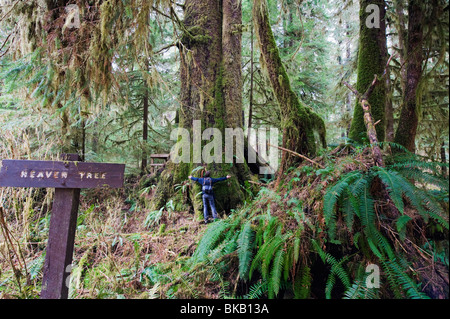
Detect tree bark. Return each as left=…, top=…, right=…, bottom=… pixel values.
left=141, top=84, right=149, bottom=175
left=252, top=0, right=326, bottom=177
left=248, top=22, right=254, bottom=133
left=223, top=0, right=243, bottom=129
left=151, top=0, right=251, bottom=217
left=393, top=0, right=408, bottom=98
left=394, top=0, right=424, bottom=153
left=349, top=0, right=387, bottom=144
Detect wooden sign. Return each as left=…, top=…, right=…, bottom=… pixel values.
left=0, top=154, right=125, bottom=299
left=0, top=160, right=124, bottom=189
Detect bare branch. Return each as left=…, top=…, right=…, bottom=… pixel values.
left=268, top=143, right=325, bottom=169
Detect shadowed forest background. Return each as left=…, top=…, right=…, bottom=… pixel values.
left=0, top=0, right=448, bottom=299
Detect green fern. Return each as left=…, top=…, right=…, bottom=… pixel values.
left=269, top=247, right=286, bottom=298
left=312, top=240, right=351, bottom=297
left=382, top=259, right=431, bottom=299
left=343, top=280, right=379, bottom=299
left=396, top=215, right=412, bottom=241
left=323, top=171, right=363, bottom=239
left=256, top=235, right=284, bottom=280
left=244, top=280, right=268, bottom=299
left=373, top=166, right=405, bottom=214
left=237, top=220, right=255, bottom=280
left=192, top=220, right=232, bottom=263
left=294, top=265, right=312, bottom=299
left=325, top=273, right=336, bottom=299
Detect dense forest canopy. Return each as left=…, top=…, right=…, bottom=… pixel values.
left=0, top=0, right=448, bottom=300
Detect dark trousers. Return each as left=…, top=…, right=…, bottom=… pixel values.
left=202, top=193, right=218, bottom=221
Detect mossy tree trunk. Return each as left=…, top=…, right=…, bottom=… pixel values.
left=151, top=0, right=252, bottom=218
left=252, top=0, right=326, bottom=177
left=394, top=0, right=424, bottom=153
left=349, top=0, right=387, bottom=144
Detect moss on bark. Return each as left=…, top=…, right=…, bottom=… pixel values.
left=151, top=0, right=252, bottom=219
left=253, top=0, right=326, bottom=176
left=349, top=0, right=387, bottom=144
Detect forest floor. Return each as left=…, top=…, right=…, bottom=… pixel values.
left=0, top=146, right=448, bottom=299
left=0, top=179, right=212, bottom=299
left=68, top=186, right=211, bottom=299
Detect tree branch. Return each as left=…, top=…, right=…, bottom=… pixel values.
left=268, top=143, right=325, bottom=169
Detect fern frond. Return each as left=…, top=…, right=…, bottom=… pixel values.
left=208, top=233, right=238, bottom=261
left=415, top=191, right=449, bottom=230
left=374, top=229, right=395, bottom=260
left=323, top=171, right=363, bottom=239
left=237, top=221, right=255, bottom=280
left=249, top=235, right=274, bottom=280
left=261, top=235, right=284, bottom=279
left=192, top=220, right=231, bottom=262
left=325, top=272, right=336, bottom=299
left=269, top=248, right=285, bottom=298
left=396, top=167, right=449, bottom=192
left=343, top=280, right=379, bottom=299
left=383, top=260, right=430, bottom=299
left=373, top=167, right=405, bottom=214
left=244, top=280, right=268, bottom=299
left=343, top=280, right=363, bottom=299
left=380, top=259, right=405, bottom=299
left=390, top=158, right=448, bottom=176
left=396, top=215, right=412, bottom=241
left=358, top=183, right=376, bottom=233
left=312, top=239, right=350, bottom=290
left=263, top=215, right=280, bottom=242
left=294, top=265, right=311, bottom=299
left=396, top=174, right=449, bottom=229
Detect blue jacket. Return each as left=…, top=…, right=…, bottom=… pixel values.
left=189, top=176, right=228, bottom=185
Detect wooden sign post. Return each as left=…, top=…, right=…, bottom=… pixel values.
left=0, top=154, right=125, bottom=299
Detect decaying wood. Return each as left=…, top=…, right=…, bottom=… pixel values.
left=343, top=55, right=394, bottom=167
left=343, top=79, right=385, bottom=167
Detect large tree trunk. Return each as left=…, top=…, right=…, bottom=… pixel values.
left=252, top=0, right=326, bottom=177
left=223, top=0, right=243, bottom=129
left=349, top=0, right=387, bottom=144
left=394, top=0, right=424, bottom=153
left=151, top=0, right=251, bottom=217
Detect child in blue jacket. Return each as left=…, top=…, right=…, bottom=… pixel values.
left=188, top=171, right=231, bottom=224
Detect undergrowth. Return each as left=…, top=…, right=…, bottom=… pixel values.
left=177, top=143, right=449, bottom=299
left=1, top=141, right=448, bottom=299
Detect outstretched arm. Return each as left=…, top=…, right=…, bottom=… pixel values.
left=211, top=175, right=232, bottom=183
left=188, top=176, right=200, bottom=183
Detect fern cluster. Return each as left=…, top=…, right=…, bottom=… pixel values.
left=190, top=188, right=312, bottom=299
left=187, top=147, right=448, bottom=299
left=322, top=153, right=448, bottom=299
